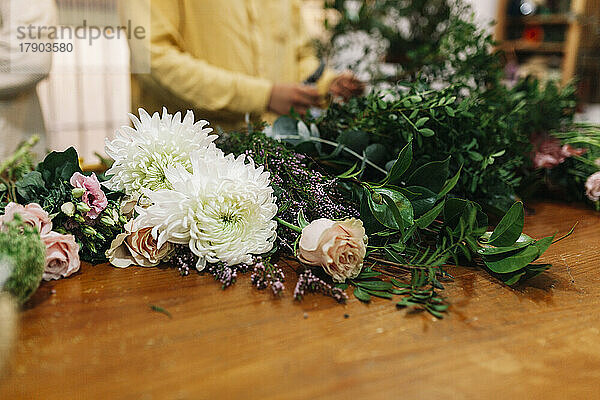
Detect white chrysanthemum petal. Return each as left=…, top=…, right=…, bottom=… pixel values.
left=133, top=149, right=278, bottom=270
left=104, top=108, right=218, bottom=195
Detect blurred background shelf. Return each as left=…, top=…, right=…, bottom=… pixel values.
left=501, top=40, right=566, bottom=52
left=495, top=0, right=600, bottom=101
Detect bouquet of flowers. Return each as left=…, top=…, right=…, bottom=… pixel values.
left=0, top=107, right=572, bottom=319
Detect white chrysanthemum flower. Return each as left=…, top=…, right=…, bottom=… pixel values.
left=104, top=108, right=218, bottom=195
left=134, top=149, right=278, bottom=270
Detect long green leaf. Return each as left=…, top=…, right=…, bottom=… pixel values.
left=486, top=201, right=525, bottom=247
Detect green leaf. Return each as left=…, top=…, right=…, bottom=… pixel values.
left=297, top=209, right=309, bottom=229
left=415, top=117, right=429, bottom=128
left=437, top=167, right=462, bottom=199
left=337, top=163, right=361, bottom=179
left=444, top=199, right=488, bottom=232
left=353, top=287, right=371, bottom=302
left=364, top=143, right=388, bottom=166
left=356, top=271, right=381, bottom=279
left=419, top=128, right=435, bottom=137
left=480, top=235, right=554, bottom=274
left=365, top=290, right=394, bottom=299
left=406, top=157, right=450, bottom=193
left=272, top=115, right=298, bottom=136
left=15, top=171, right=46, bottom=202
left=477, top=233, right=535, bottom=256
left=531, top=235, right=554, bottom=260
left=486, top=202, right=525, bottom=247
left=415, top=201, right=444, bottom=229
left=355, top=280, right=393, bottom=291
left=337, top=130, right=369, bottom=154
left=400, top=186, right=438, bottom=218
left=36, top=147, right=82, bottom=185
left=389, top=242, right=405, bottom=253
left=368, top=188, right=414, bottom=230
left=391, top=278, right=408, bottom=288
left=385, top=248, right=405, bottom=264
left=383, top=142, right=412, bottom=185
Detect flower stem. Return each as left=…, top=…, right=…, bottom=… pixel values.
left=275, top=217, right=302, bottom=233
left=273, top=135, right=388, bottom=176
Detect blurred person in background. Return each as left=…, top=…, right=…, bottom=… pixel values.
left=0, top=0, right=56, bottom=160
left=121, top=0, right=363, bottom=131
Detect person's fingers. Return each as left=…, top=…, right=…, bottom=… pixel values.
left=296, top=86, right=321, bottom=104
left=292, top=93, right=316, bottom=108
left=332, top=84, right=353, bottom=100
left=341, top=75, right=364, bottom=92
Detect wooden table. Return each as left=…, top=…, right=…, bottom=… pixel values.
left=1, top=201, right=599, bottom=399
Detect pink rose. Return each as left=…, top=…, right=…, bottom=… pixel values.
left=106, top=221, right=173, bottom=268
left=531, top=132, right=586, bottom=169
left=42, top=232, right=80, bottom=281
left=298, top=218, right=367, bottom=282
left=70, top=172, right=108, bottom=219
left=0, top=202, right=52, bottom=235
left=585, top=171, right=600, bottom=202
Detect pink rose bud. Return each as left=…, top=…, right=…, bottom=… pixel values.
left=298, top=218, right=367, bottom=283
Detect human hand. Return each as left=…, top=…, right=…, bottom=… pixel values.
left=329, top=71, right=364, bottom=101
left=268, top=83, right=321, bottom=116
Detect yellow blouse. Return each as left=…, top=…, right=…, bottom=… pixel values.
left=121, top=0, right=336, bottom=131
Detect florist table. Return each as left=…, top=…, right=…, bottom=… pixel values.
left=0, top=201, right=599, bottom=400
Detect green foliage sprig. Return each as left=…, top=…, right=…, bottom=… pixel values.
left=280, top=77, right=577, bottom=214
left=0, top=215, right=46, bottom=304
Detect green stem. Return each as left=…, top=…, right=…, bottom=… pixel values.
left=275, top=217, right=302, bottom=233
left=273, top=135, right=389, bottom=176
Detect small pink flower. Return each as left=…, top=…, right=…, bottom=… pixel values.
left=70, top=172, right=108, bottom=219
left=42, top=231, right=80, bottom=281
left=0, top=202, right=52, bottom=235
left=585, top=171, right=600, bottom=202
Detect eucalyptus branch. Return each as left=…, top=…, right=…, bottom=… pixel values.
left=274, top=135, right=389, bottom=176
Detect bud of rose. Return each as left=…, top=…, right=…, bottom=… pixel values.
left=72, top=187, right=85, bottom=198
left=298, top=218, right=368, bottom=283
left=74, top=214, right=86, bottom=224
left=77, top=202, right=91, bottom=213
left=82, top=226, right=97, bottom=237
left=100, top=215, right=115, bottom=227
left=371, top=192, right=383, bottom=205
left=61, top=202, right=76, bottom=217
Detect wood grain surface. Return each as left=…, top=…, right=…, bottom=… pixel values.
left=0, top=201, right=599, bottom=399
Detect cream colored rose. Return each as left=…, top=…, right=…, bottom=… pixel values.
left=298, top=218, right=367, bottom=282
left=106, top=221, right=173, bottom=268
left=585, top=171, right=600, bottom=202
